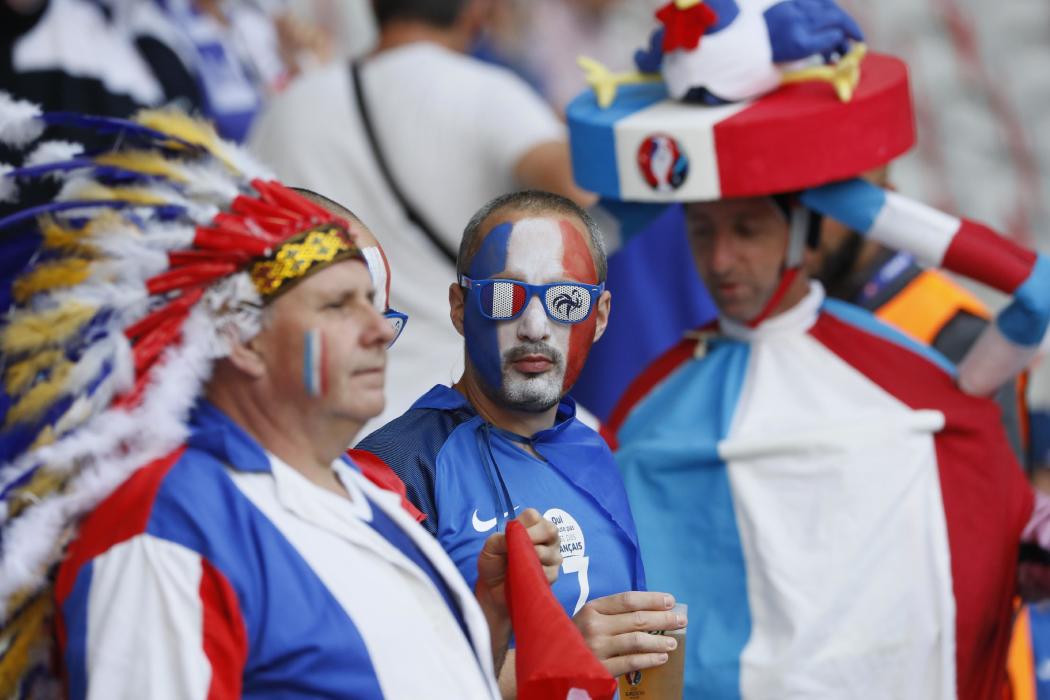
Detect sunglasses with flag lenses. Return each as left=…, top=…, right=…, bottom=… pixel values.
left=383, top=308, right=408, bottom=348
left=459, top=276, right=604, bottom=324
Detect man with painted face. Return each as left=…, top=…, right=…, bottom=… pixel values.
left=356, top=190, right=686, bottom=697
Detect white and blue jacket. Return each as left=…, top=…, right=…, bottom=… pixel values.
left=55, top=401, right=500, bottom=699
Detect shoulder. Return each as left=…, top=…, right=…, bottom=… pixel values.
left=275, top=61, right=347, bottom=103
left=250, top=63, right=349, bottom=138
left=601, top=328, right=711, bottom=448
left=357, top=406, right=475, bottom=474
left=816, top=298, right=957, bottom=376
left=356, top=406, right=479, bottom=535
left=55, top=444, right=245, bottom=604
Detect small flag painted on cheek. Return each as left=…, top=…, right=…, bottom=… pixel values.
left=303, top=328, right=325, bottom=398
left=482, top=281, right=527, bottom=319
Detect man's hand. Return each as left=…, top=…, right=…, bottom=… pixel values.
left=573, top=591, right=687, bottom=677
left=475, top=509, right=561, bottom=673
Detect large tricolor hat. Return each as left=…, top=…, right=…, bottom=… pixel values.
left=568, top=0, right=916, bottom=204
left=0, top=94, right=376, bottom=696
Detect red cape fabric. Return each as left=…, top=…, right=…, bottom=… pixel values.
left=505, top=520, right=616, bottom=700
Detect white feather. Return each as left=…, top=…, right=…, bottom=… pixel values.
left=0, top=307, right=218, bottom=617
left=0, top=92, right=44, bottom=147
left=0, top=163, right=17, bottom=202
left=23, top=140, right=84, bottom=170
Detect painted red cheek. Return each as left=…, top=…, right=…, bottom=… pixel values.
left=559, top=220, right=598, bottom=284
left=563, top=316, right=597, bottom=392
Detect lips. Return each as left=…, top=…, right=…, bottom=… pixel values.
left=353, top=364, right=385, bottom=378
left=512, top=355, right=554, bottom=374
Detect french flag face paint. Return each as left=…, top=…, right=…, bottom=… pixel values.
left=303, top=328, right=326, bottom=398
left=464, top=217, right=600, bottom=406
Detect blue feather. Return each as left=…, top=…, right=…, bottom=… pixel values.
left=41, top=113, right=201, bottom=151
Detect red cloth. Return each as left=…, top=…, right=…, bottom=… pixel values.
left=656, top=1, right=719, bottom=53
left=505, top=520, right=616, bottom=700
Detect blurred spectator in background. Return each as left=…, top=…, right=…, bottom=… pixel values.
left=1, top=0, right=162, bottom=119
left=488, top=0, right=660, bottom=115
left=249, top=0, right=591, bottom=433
left=1, top=0, right=331, bottom=141
left=130, top=0, right=332, bottom=141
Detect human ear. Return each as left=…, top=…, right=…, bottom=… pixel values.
left=449, top=283, right=466, bottom=338
left=592, top=289, right=612, bottom=343
left=224, top=324, right=268, bottom=379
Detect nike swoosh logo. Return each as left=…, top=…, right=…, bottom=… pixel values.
left=471, top=505, right=521, bottom=533
left=472, top=510, right=497, bottom=533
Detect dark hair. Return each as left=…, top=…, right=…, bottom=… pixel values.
left=372, top=0, right=468, bottom=29
left=457, top=190, right=608, bottom=283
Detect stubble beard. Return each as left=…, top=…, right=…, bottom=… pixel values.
left=497, top=342, right=565, bottom=412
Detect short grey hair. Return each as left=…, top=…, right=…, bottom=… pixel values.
left=457, top=190, right=607, bottom=283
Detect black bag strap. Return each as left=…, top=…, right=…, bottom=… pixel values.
left=350, top=60, right=458, bottom=266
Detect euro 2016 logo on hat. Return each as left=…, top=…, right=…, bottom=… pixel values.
left=637, top=134, right=689, bottom=192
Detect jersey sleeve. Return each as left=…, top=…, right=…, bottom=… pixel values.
left=802, top=179, right=1050, bottom=397
left=355, top=408, right=471, bottom=537
left=55, top=534, right=247, bottom=700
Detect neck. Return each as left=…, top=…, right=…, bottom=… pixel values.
left=453, top=369, right=560, bottom=440
left=206, top=379, right=359, bottom=495
left=373, top=21, right=470, bottom=55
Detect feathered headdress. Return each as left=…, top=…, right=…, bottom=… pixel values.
left=0, top=93, right=369, bottom=697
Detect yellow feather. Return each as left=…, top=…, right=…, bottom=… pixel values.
left=95, top=150, right=186, bottom=182
left=0, top=303, right=97, bottom=355
left=0, top=592, right=52, bottom=698
left=39, top=217, right=96, bottom=255
left=4, top=349, right=63, bottom=395
left=133, top=108, right=241, bottom=173
left=75, top=183, right=169, bottom=206
left=12, top=259, right=91, bottom=304
left=5, top=361, right=73, bottom=426
left=134, top=108, right=219, bottom=150
left=84, top=208, right=140, bottom=239
left=5, top=466, right=69, bottom=520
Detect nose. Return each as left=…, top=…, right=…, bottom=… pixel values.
left=367, top=304, right=396, bottom=348
left=516, top=295, right=550, bottom=342
left=704, top=229, right=737, bottom=276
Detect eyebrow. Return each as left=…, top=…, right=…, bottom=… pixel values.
left=322, top=287, right=375, bottom=306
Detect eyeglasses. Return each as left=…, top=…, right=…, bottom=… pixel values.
left=459, top=276, right=604, bottom=324
left=383, top=308, right=408, bottom=347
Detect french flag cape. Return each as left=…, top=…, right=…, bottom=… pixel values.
left=605, top=283, right=1033, bottom=700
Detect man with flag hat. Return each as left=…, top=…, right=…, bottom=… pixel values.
left=0, top=95, right=571, bottom=698
left=567, top=0, right=1050, bottom=697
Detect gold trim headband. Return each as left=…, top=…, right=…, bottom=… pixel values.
left=249, top=224, right=364, bottom=300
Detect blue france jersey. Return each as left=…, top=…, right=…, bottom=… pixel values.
left=357, top=385, right=645, bottom=618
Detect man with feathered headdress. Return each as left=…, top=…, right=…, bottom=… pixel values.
left=0, top=95, right=563, bottom=698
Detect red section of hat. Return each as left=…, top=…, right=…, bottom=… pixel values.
left=714, top=53, right=915, bottom=198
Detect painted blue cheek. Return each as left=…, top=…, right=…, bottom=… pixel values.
left=465, top=300, right=503, bottom=390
